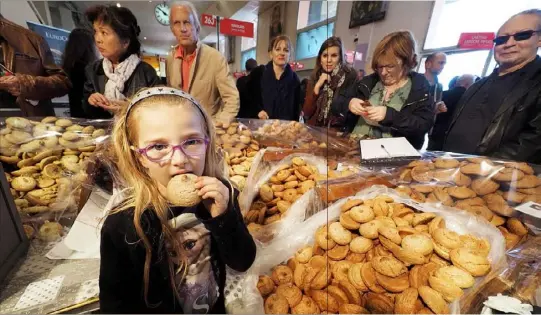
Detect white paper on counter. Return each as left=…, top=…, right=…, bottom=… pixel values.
left=46, top=188, right=115, bottom=260
left=360, top=137, right=421, bottom=160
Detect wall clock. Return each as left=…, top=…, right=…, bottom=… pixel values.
left=155, top=3, right=170, bottom=26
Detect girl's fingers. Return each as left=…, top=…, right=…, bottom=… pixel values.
left=201, top=191, right=226, bottom=204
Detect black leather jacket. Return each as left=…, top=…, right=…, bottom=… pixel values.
left=444, top=57, right=541, bottom=164
left=82, top=59, right=160, bottom=119
left=338, top=72, right=433, bottom=149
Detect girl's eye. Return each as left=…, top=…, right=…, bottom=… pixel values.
left=183, top=240, right=196, bottom=251
left=184, top=139, right=204, bottom=146
left=149, top=144, right=169, bottom=151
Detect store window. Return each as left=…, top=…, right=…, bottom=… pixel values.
left=424, top=0, right=541, bottom=50
left=297, top=1, right=338, bottom=30
left=418, top=51, right=490, bottom=90
left=296, top=22, right=335, bottom=60
left=241, top=48, right=256, bottom=71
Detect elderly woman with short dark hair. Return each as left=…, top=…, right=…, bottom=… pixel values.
left=341, top=30, right=433, bottom=149
left=83, top=5, right=159, bottom=118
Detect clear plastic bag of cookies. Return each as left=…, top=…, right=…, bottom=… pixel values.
left=236, top=185, right=506, bottom=314
left=238, top=153, right=328, bottom=243
left=1, top=116, right=111, bottom=234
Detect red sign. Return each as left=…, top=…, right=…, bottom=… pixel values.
left=458, top=32, right=495, bottom=49
left=219, top=18, right=254, bottom=38
left=202, top=14, right=217, bottom=27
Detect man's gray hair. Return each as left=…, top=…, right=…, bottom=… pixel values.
left=169, top=1, right=201, bottom=33
left=507, top=9, right=541, bottom=31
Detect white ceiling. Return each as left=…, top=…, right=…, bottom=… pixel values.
left=75, top=0, right=260, bottom=55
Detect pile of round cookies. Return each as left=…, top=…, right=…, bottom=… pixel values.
left=395, top=157, right=536, bottom=249
left=245, top=157, right=318, bottom=232
left=215, top=121, right=260, bottom=191
left=255, top=120, right=327, bottom=150
left=257, top=195, right=494, bottom=314
left=1, top=116, right=106, bottom=241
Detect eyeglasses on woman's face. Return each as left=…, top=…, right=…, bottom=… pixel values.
left=134, top=137, right=209, bottom=162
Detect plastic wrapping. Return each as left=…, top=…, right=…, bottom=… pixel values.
left=238, top=153, right=328, bottom=243
left=0, top=116, right=111, bottom=241
left=236, top=185, right=507, bottom=314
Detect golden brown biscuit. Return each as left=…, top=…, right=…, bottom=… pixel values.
left=332, top=261, right=352, bottom=283
left=483, top=193, right=515, bottom=217
left=434, top=266, right=475, bottom=289
left=471, top=178, right=500, bottom=196
left=360, top=262, right=386, bottom=293
left=293, top=264, right=306, bottom=288
left=316, top=226, right=336, bottom=250
left=431, top=168, right=456, bottom=182
left=375, top=216, right=397, bottom=228
left=408, top=160, right=432, bottom=168
left=338, top=279, right=363, bottom=305
left=329, top=222, right=352, bottom=245
left=378, top=226, right=402, bottom=245
left=309, top=256, right=327, bottom=269
left=399, top=168, right=414, bottom=183
left=11, top=176, right=37, bottom=192
left=393, top=216, right=411, bottom=228
left=433, top=187, right=454, bottom=206
left=371, top=255, right=407, bottom=277
left=350, top=236, right=373, bottom=254
left=456, top=197, right=487, bottom=208
left=411, top=165, right=434, bottom=183
left=359, top=220, right=381, bottom=239
left=295, top=246, right=313, bottom=264
left=428, top=216, right=446, bottom=235
left=418, top=286, right=450, bottom=314
left=394, top=288, right=420, bottom=314
left=347, top=263, right=369, bottom=292
left=166, top=174, right=202, bottom=207
left=498, top=227, right=522, bottom=250
left=433, top=228, right=461, bottom=249
left=506, top=218, right=528, bottom=236
left=523, top=195, right=541, bottom=203
left=504, top=162, right=534, bottom=175
left=410, top=190, right=427, bottom=203
left=450, top=248, right=491, bottom=276
left=412, top=213, right=437, bottom=227
left=434, top=158, right=459, bottom=169
left=428, top=274, right=464, bottom=302
left=512, top=175, right=541, bottom=189
left=501, top=190, right=526, bottom=204
left=265, top=293, right=290, bottom=314
left=429, top=254, right=450, bottom=267
left=402, top=234, right=434, bottom=256
left=340, top=212, right=361, bottom=230
left=517, top=186, right=541, bottom=195
left=291, top=295, right=320, bottom=314
left=460, top=162, right=496, bottom=176
left=375, top=271, right=410, bottom=293
left=464, top=205, right=494, bottom=221
left=492, top=168, right=525, bottom=182
left=411, top=184, right=436, bottom=194
left=276, top=284, right=303, bottom=308
left=409, top=265, right=429, bottom=288
left=339, top=304, right=369, bottom=314
left=447, top=186, right=477, bottom=199
left=392, top=247, right=428, bottom=266
left=340, top=199, right=363, bottom=212
left=328, top=245, right=350, bottom=261
left=490, top=214, right=506, bottom=227
left=311, top=290, right=339, bottom=313
left=327, top=285, right=349, bottom=305
left=259, top=184, right=274, bottom=202
left=272, top=265, right=294, bottom=285
left=345, top=252, right=366, bottom=263
left=365, top=292, right=394, bottom=314
left=350, top=205, right=375, bottom=223
left=433, top=241, right=451, bottom=260
left=454, top=171, right=472, bottom=186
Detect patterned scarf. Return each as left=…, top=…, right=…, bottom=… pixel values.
left=102, top=54, right=141, bottom=101
left=315, top=64, right=346, bottom=127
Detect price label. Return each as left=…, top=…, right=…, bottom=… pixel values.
left=515, top=201, right=541, bottom=218
left=202, top=14, right=217, bottom=27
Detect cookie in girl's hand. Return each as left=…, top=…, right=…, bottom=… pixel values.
left=166, top=174, right=201, bottom=207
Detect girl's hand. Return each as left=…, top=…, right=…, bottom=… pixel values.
left=258, top=110, right=269, bottom=120
left=366, top=106, right=387, bottom=122
left=195, top=176, right=229, bottom=218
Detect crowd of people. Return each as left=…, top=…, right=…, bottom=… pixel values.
left=1, top=1, right=541, bottom=313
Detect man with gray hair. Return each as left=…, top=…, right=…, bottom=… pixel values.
left=443, top=9, right=541, bottom=163
left=166, top=1, right=239, bottom=121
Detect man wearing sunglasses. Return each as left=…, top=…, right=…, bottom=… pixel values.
left=443, top=9, right=541, bottom=163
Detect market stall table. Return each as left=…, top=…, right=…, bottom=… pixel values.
left=0, top=240, right=99, bottom=314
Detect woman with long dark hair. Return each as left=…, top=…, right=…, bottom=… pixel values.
left=302, top=36, right=357, bottom=130
left=62, top=28, right=97, bottom=118
left=83, top=5, right=159, bottom=118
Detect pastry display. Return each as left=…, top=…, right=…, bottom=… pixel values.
left=1, top=116, right=107, bottom=241
left=244, top=157, right=319, bottom=231
left=215, top=121, right=259, bottom=191
left=394, top=156, right=536, bottom=249
left=255, top=120, right=327, bottom=150
left=257, top=195, right=494, bottom=314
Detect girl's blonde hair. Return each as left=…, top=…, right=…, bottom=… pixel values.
left=109, top=89, right=223, bottom=306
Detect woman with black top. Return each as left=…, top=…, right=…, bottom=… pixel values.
left=259, top=35, right=301, bottom=121
left=62, top=28, right=97, bottom=118
left=83, top=5, right=159, bottom=119
left=302, top=36, right=357, bottom=131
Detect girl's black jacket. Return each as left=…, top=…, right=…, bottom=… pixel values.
left=99, top=186, right=256, bottom=314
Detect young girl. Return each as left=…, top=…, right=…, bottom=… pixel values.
left=99, top=87, right=256, bottom=313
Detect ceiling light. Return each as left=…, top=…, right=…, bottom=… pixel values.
left=144, top=37, right=147, bottom=40
left=116, top=3, right=121, bottom=7
left=171, top=45, right=174, bottom=48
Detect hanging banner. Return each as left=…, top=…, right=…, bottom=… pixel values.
left=219, top=18, right=254, bottom=38
left=26, top=21, right=70, bottom=66
left=458, top=32, right=495, bottom=49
